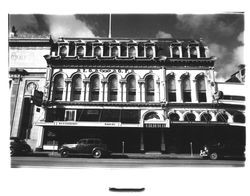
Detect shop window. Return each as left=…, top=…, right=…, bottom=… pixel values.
left=127, top=75, right=136, bottom=101
left=86, top=42, right=93, bottom=56
left=90, top=75, right=100, bottom=101
left=172, top=46, right=180, bottom=58
left=121, top=110, right=140, bottom=124
left=233, top=112, right=245, bottom=123
left=77, top=46, right=84, bottom=57
left=108, top=75, right=118, bottom=101
left=167, top=76, right=176, bottom=102
left=111, top=46, right=118, bottom=57
left=184, top=113, right=196, bottom=122
left=68, top=42, right=75, bottom=56
left=200, top=113, right=212, bottom=122
left=145, top=75, right=154, bottom=102
left=197, top=76, right=207, bottom=102
left=71, top=75, right=82, bottom=101
left=76, top=109, right=101, bottom=121
left=182, top=76, right=191, bottom=102
left=146, top=47, right=153, bottom=58
left=100, top=109, right=120, bottom=122
left=217, top=113, right=228, bottom=122
left=129, top=46, right=136, bottom=58
left=65, top=110, right=76, bottom=121
left=53, top=74, right=64, bottom=101
left=169, top=113, right=180, bottom=121
left=190, top=47, right=197, bottom=58
left=59, top=46, right=67, bottom=57
left=94, top=46, right=102, bottom=57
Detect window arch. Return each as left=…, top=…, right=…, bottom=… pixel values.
left=71, top=75, right=82, bottom=101
left=129, top=46, right=136, bottom=58
left=127, top=75, right=136, bottom=101
left=184, top=113, right=196, bottom=122
left=146, top=47, right=153, bottom=58
left=145, top=75, right=154, bottom=102
left=197, top=75, right=207, bottom=102
left=53, top=74, right=64, bottom=100
left=217, top=113, right=228, bottom=122
left=169, top=113, right=180, bottom=121
left=108, top=75, right=118, bottom=101
left=200, top=113, right=212, bottom=122
left=144, top=112, right=160, bottom=121
left=90, top=75, right=100, bottom=101
left=233, top=112, right=245, bottom=123
left=111, top=46, right=118, bottom=57
left=167, top=75, right=176, bottom=102
left=182, top=75, right=191, bottom=102
left=94, top=46, right=101, bottom=57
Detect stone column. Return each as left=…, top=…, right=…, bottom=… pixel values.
left=65, top=79, right=72, bottom=101
left=178, top=45, right=183, bottom=58
left=80, top=81, right=86, bottom=101
left=140, top=130, right=144, bottom=152
left=136, top=81, right=141, bottom=102
left=161, top=129, right=166, bottom=152
left=196, top=46, right=200, bottom=58
left=85, top=81, right=90, bottom=102
left=160, top=68, right=166, bottom=102
left=191, top=79, right=198, bottom=103
left=155, top=79, right=160, bottom=102
left=99, top=80, right=104, bottom=102
left=120, top=79, right=127, bottom=102
left=117, top=79, right=122, bottom=102
left=205, top=77, right=213, bottom=103
left=103, top=79, right=108, bottom=102
left=138, top=79, right=145, bottom=102
left=62, top=81, right=68, bottom=101
left=187, top=46, right=191, bottom=58
left=176, top=79, right=183, bottom=102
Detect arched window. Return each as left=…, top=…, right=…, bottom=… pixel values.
left=145, top=75, right=154, bottom=102
left=127, top=75, right=136, bottom=101
left=182, top=75, right=191, bottom=102
left=144, top=112, right=160, bottom=120
left=108, top=75, right=118, bottom=101
left=129, top=46, right=136, bottom=58
left=169, top=113, right=180, bottom=121
left=167, top=75, right=176, bottom=102
left=172, top=46, right=180, bottom=58
left=233, top=112, right=245, bottom=123
left=111, top=46, right=118, bottom=57
left=197, top=76, right=207, bottom=102
left=53, top=74, right=64, bottom=100
left=77, top=46, right=84, bottom=57
left=71, top=75, right=82, bottom=101
left=217, top=113, right=228, bottom=122
left=146, top=47, right=153, bottom=58
left=190, top=47, right=197, bottom=58
left=184, top=113, right=196, bottom=122
left=59, top=46, right=67, bottom=57
left=90, top=75, right=100, bottom=101
left=200, top=113, right=212, bottom=122
left=94, top=46, right=101, bottom=57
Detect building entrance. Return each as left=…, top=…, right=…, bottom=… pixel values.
left=144, top=129, right=161, bottom=152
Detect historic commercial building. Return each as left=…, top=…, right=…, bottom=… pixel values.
left=9, top=37, right=245, bottom=153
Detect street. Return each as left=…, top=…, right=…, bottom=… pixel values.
left=11, top=156, right=245, bottom=168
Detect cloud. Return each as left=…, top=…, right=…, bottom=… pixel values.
left=155, top=31, right=173, bottom=38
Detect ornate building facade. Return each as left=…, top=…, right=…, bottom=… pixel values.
left=9, top=37, right=245, bottom=153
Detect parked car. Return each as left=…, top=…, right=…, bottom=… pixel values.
left=200, top=141, right=245, bottom=160
left=58, top=138, right=111, bottom=158
left=10, top=137, right=32, bottom=156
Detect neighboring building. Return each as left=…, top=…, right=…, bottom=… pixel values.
left=226, top=64, right=245, bottom=83
left=9, top=37, right=245, bottom=153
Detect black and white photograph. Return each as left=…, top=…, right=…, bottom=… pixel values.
left=2, top=0, right=249, bottom=195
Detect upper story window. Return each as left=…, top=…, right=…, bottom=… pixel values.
left=121, top=43, right=127, bottom=57
left=111, top=46, right=118, bottom=57
left=196, top=76, right=206, bottom=102
left=146, top=47, right=153, bottom=58
left=145, top=75, right=154, bottom=102
left=138, top=43, right=145, bottom=57
left=190, top=46, right=197, bottom=58
left=167, top=75, right=176, bottom=102
left=103, top=43, right=109, bottom=56
left=90, top=75, right=100, bottom=101
left=94, top=46, right=102, bottom=57
left=108, top=75, right=118, bottom=101
left=184, top=113, right=196, bottom=122
left=182, top=75, right=191, bottom=102
left=68, top=42, right=75, bottom=56
left=71, top=75, right=82, bottom=101
left=86, top=42, right=93, bottom=56
left=65, top=110, right=76, bottom=121
left=172, top=46, right=180, bottom=58
left=53, top=74, right=64, bottom=101
left=200, top=46, right=206, bottom=57
left=128, top=46, right=136, bottom=58
left=127, top=75, right=136, bottom=101
left=77, top=46, right=84, bottom=57
left=59, top=46, right=67, bottom=57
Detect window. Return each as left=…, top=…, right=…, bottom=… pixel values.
left=217, top=113, right=228, bottom=122
left=167, top=76, right=176, bottom=102
left=86, top=42, right=92, bottom=56
left=59, top=46, right=67, bottom=57
left=68, top=42, right=75, bottom=56
left=90, top=75, right=100, bottom=101
left=127, top=75, right=136, bottom=101
left=182, top=76, right=191, bottom=102
left=121, top=43, right=127, bottom=56
left=94, top=46, right=101, bottom=57
left=145, top=75, right=154, bottom=102
left=65, top=110, right=76, bottom=121
left=103, top=43, right=109, bottom=56
left=172, top=46, right=180, bottom=58
left=200, top=47, right=206, bottom=57
left=111, top=46, right=118, bottom=57
left=71, top=75, right=82, bottom=101
left=169, top=113, right=180, bottom=121
left=77, top=46, right=84, bottom=57
left=190, top=47, right=197, bottom=58
left=146, top=47, right=153, bottom=58
left=53, top=74, right=64, bottom=101
left=200, top=113, right=212, bottom=122
left=129, top=46, right=136, bottom=58
left=100, top=109, right=120, bottom=122
left=197, top=76, right=206, bottom=102
left=184, top=113, right=196, bottom=122
left=121, top=110, right=140, bottom=124
left=108, top=75, right=118, bottom=101
left=138, top=43, right=144, bottom=57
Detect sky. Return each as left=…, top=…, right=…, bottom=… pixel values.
left=8, top=14, right=244, bottom=81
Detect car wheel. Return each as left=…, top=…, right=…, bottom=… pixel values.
left=10, top=147, right=15, bottom=156
left=210, top=152, right=218, bottom=160
left=61, top=150, right=69, bottom=158
left=93, top=149, right=102, bottom=158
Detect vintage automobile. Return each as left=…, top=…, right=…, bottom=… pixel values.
left=10, top=137, right=32, bottom=156
left=58, top=138, right=111, bottom=158
left=200, top=141, right=245, bottom=160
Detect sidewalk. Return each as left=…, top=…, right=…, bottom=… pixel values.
left=31, top=151, right=201, bottom=159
